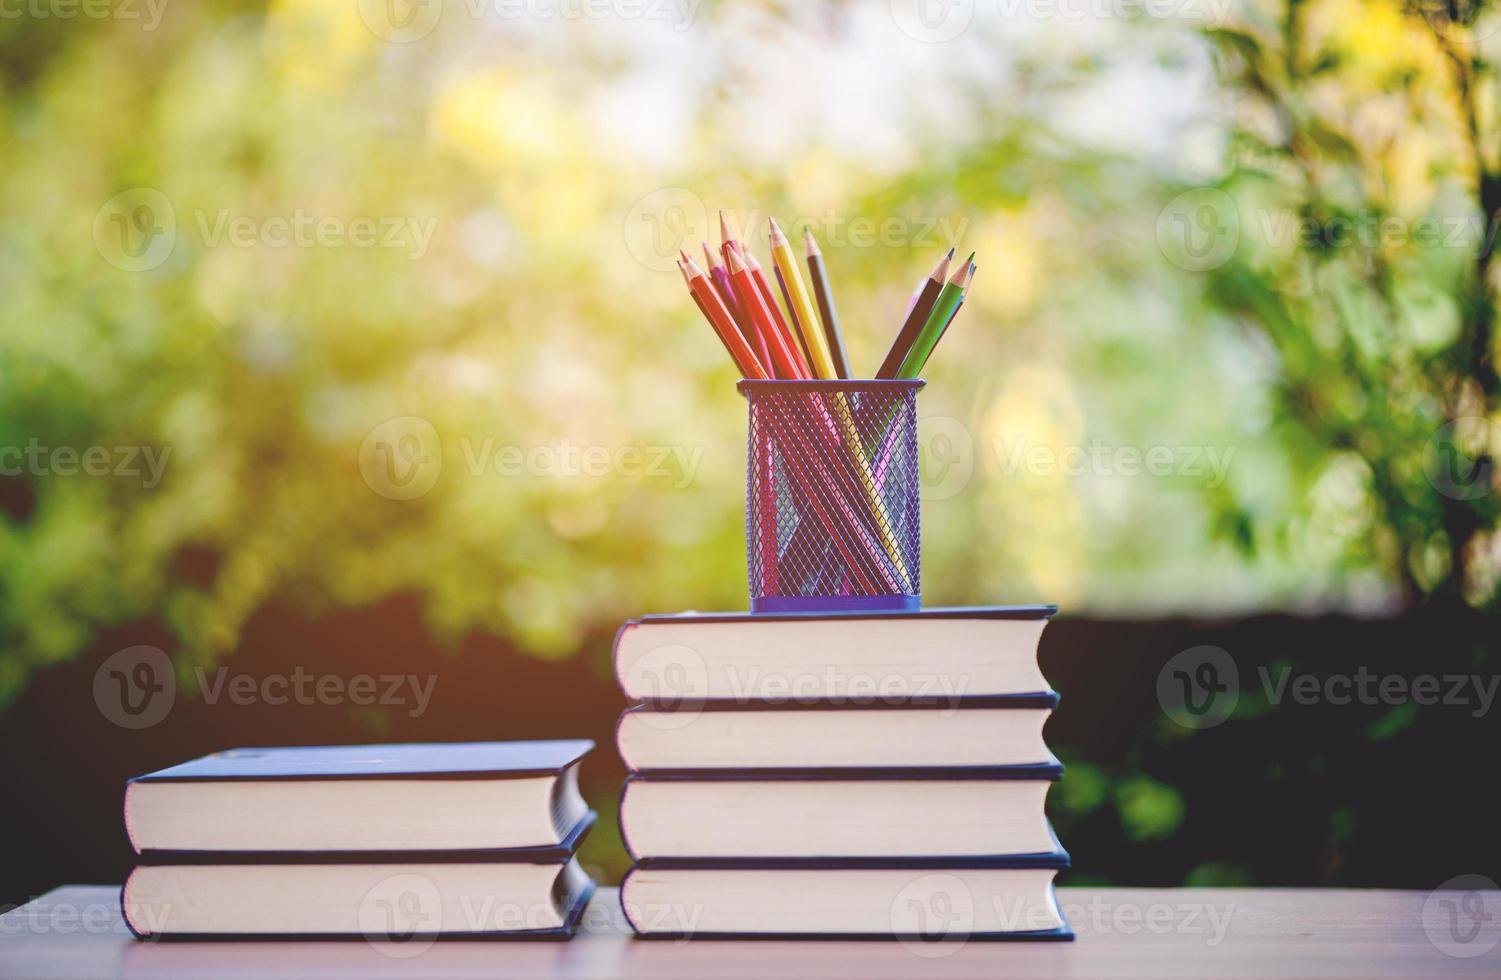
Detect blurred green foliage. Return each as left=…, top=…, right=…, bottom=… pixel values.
left=1196, top=0, right=1501, bottom=611
left=2, top=0, right=1499, bottom=709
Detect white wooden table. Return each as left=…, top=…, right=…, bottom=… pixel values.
left=1, top=885, right=1497, bottom=978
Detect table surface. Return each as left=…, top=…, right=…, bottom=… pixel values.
left=2, top=885, right=1497, bottom=979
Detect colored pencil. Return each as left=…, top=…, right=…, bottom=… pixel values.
left=894, top=254, right=972, bottom=380
left=680, top=253, right=769, bottom=379
left=702, top=241, right=740, bottom=319
left=768, top=218, right=836, bottom=379
left=803, top=227, right=851, bottom=379
left=720, top=211, right=810, bottom=377
left=876, top=247, right=953, bottom=379
left=719, top=210, right=742, bottom=258
left=722, top=219, right=896, bottom=584
left=726, top=247, right=807, bottom=379
left=744, top=249, right=811, bottom=379
left=680, top=258, right=711, bottom=321
left=773, top=264, right=816, bottom=371
left=916, top=262, right=975, bottom=374
left=704, top=241, right=769, bottom=371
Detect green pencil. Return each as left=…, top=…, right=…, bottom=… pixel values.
left=894, top=253, right=973, bottom=379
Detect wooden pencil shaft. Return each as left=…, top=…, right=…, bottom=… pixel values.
left=769, top=219, right=837, bottom=379
left=806, top=251, right=851, bottom=379
left=749, top=261, right=811, bottom=378
left=683, top=255, right=769, bottom=379
left=877, top=278, right=942, bottom=379
left=774, top=265, right=816, bottom=371
left=728, top=254, right=806, bottom=379
left=894, top=281, right=964, bottom=380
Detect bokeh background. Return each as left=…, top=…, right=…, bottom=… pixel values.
left=2, top=0, right=1499, bottom=904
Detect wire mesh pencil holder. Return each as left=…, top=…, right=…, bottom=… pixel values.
left=739, top=379, right=924, bottom=613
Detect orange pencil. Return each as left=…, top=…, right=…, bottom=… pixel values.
left=680, top=253, right=768, bottom=379
left=726, top=247, right=806, bottom=379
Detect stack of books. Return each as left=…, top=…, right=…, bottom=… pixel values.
left=120, top=741, right=596, bottom=940
left=613, top=607, right=1071, bottom=941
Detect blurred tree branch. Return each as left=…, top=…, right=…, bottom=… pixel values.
left=1202, top=1, right=1501, bottom=611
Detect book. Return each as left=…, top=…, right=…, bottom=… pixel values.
left=620, top=772, right=1061, bottom=860
left=123, top=856, right=595, bottom=940
left=614, top=607, right=1056, bottom=703
left=617, top=699, right=1058, bottom=772
left=621, top=858, right=1071, bottom=939
left=124, top=740, right=594, bottom=856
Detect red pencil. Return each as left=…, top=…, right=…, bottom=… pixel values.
left=703, top=241, right=769, bottom=371
left=720, top=211, right=810, bottom=376
left=726, top=247, right=806, bottom=379
left=744, top=249, right=812, bottom=378
left=680, top=253, right=768, bottom=379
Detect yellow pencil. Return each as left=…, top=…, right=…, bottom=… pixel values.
left=767, top=218, right=836, bottom=379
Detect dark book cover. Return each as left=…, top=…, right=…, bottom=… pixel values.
left=127, top=740, right=595, bottom=784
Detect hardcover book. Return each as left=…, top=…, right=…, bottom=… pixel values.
left=620, top=770, right=1062, bottom=861
left=621, top=850, right=1072, bottom=940
left=124, top=857, right=596, bottom=940
left=125, top=740, right=595, bottom=856
left=617, top=697, right=1059, bottom=772
left=614, top=606, right=1057, bottom=704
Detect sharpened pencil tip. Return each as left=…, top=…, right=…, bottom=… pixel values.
left=933, top=248, right=954, bottom=282
left=720, top=210, right=739, bottom=244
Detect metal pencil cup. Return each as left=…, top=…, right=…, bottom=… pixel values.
left=739, top=379, right=923, bottom=613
